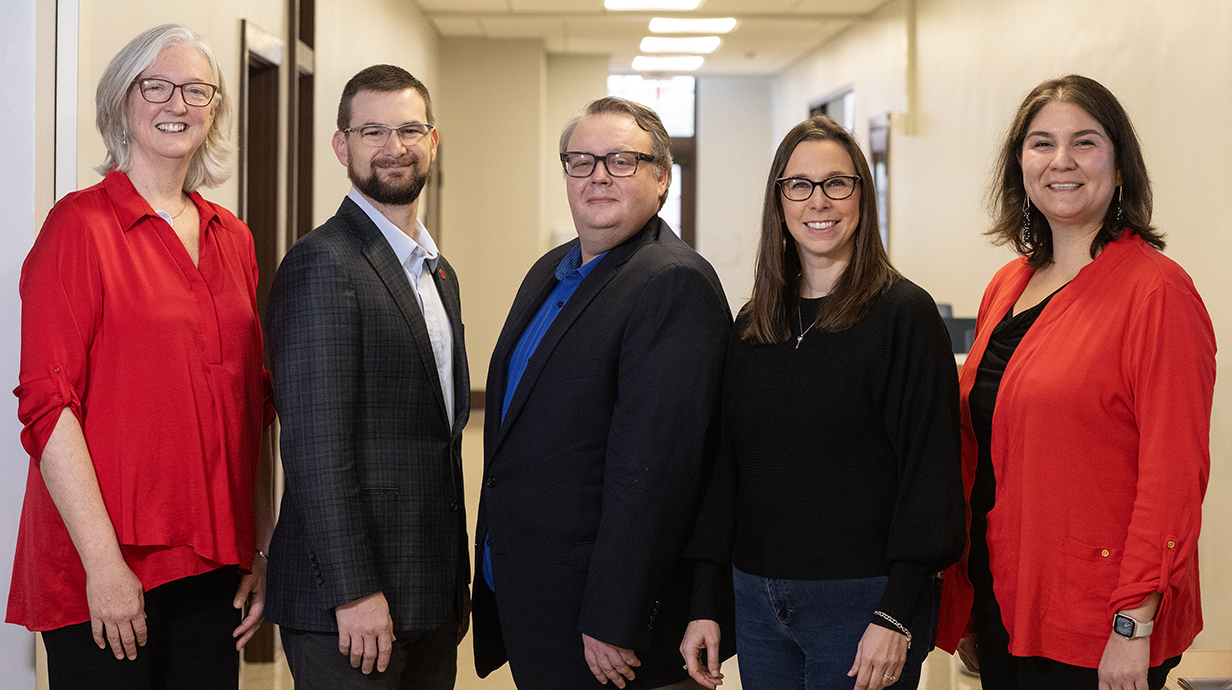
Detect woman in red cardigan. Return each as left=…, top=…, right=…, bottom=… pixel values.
left=9, top=24, right=274, bottom=689
left=936, top=74, right=1215, bottom=690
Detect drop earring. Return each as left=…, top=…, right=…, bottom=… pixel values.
left=1114, top=185, right=1123, bottom=228
left=1020, top=196, right=1032, bottom=246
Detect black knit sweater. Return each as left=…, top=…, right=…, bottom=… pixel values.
left=689, top=279, right=965, bottom=632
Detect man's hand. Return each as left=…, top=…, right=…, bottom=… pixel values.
left=85, top=559, right=147, bottom=660
left=680, top=619, right=724, bottom=688
left=335, top=591, right=396, bottom=674
left=582, top=632, right=641, bottom=688
left=232, top=554, right=267, bottom=650
left=848, top=623, right=908, bottom=690
left=1098, top=632, right=1150, bottom=690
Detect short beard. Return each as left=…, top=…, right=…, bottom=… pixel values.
left=350, top=159, right=429, bottom=206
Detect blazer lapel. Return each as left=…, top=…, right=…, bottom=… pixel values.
left=490, top=218, right=662, bottom=454
left=432, top=255, right=470, bottom=438
left=341, top=200, right=451, bottom=429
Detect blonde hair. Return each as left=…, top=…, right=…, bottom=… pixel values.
left=94, top=24, right=233, bottom=190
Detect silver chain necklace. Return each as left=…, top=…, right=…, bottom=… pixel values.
left=796, top=303, right=817, bottom=349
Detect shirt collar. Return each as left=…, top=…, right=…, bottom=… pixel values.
left=554, top=243, right=605, bottom=281
left=347, top=186, right=439, bottom=279
left=104, top=169, right=219, bottom=233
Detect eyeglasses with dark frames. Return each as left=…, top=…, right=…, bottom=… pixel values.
left=560, top=151, right=656, bottom=178
left=342, top=123, right=436, bottom=148
left=133, top=79, right=218, bottom=107
left=776, top=175, right=861, bottom=202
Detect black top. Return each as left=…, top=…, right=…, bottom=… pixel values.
left=967, top=288, right=1061, bottom=616
left=689, top=279, right=965, bottom=630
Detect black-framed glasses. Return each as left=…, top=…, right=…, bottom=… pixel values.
left=342, top=123, right=435, bottom=148
left=560, top=151, right=655, bottom=178
left=776, top=175, right=861, bottom=202
left=134, top=78, right=217, bottom=107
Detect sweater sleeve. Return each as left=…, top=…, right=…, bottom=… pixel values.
left=874, top=284, right=966, bottom=628
left=1108, top=281, right=1214, bottom=620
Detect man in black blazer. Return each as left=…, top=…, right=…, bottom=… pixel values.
left=265, top=65, right=469, bottom=690
left=472, top=97, right=732, bottom=689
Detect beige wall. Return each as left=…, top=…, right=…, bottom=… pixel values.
left=773, top=0, right=1232, bottom=654
left=437, top=38, right=549, bottom=391
left=311, top=0, right=438, bottom=229
left=695, top=76, right=775, bottom=313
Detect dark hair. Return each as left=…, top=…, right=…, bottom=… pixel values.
left=337, top=64, right=433, bottom=131
left=987, top=74, right=1162, bottom=266
left=559, top=97, right=673, bottom=208
left=743, top=115, right=900, bottom=344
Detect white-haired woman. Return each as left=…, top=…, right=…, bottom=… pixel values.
left=10, top=24, right=274, bottom=689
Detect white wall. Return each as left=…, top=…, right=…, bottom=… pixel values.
left=695, top=76, right=776, bottom=313
left=0, top=0, right=43, bottom=684
left=774, top=0, right=1232, bottom=655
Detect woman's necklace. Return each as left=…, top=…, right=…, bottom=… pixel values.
left=169, top=194, right=189, bottom=220
left=796, top=302, right=817, bottom=349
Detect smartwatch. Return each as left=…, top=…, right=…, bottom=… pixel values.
left=1113, top=613, right=1154, bottom=639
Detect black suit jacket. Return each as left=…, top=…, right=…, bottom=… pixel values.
left=472, top=217, right=731, bottom=688
left=265, top=198, right=470, bottom=633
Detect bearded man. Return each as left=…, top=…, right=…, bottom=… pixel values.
left=264, top=64, right=471, bottom=690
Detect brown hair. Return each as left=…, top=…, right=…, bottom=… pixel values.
left=337, top=64, right=434, bottom=130
left=743, top=115, right=900, bottom=345
left=559, top=97, right=673, bottom=208
left=987, top=74, right=1162, bottom=266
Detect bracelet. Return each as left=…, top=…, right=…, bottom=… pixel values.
left=257, top=549, right=269, bottom=560
left=873, top=610, right=912, bottom=648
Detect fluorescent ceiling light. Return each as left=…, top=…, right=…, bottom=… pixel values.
left=649, top=17, right=737, bottom=33
left=640, top=36, right=721, bottom=53
left=605, top=0, right=702, bottom=10
left=632, top=55, right=705, bottom=71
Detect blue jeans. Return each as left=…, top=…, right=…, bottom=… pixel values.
left=732, top=567, right=929, bottom=690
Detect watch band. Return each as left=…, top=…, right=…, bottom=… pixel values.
left=1114, top=612, right=1155, bottom=639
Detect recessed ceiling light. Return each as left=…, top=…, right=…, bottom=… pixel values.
left=632, top=55, right=705, bottom=71
left=649, top=17, right=737, bottom=33
left=605, top=0, right=702, bottom=10
left=640, top=36, right=721, bottom=54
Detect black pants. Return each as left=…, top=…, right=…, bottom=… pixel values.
left=42, top=566, right=242, bottom=690
left=280, top=623, right=458, bottom=690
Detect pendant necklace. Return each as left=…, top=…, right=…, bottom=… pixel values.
left=796, top=303, right=816, bottom=349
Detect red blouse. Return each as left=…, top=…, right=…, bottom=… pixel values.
left=7, top=170, right=275, bottom=631
left=937, top=234, right=1215, bottom=667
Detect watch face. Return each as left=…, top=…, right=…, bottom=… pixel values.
left=1114, top=614, right=1135, bottom=637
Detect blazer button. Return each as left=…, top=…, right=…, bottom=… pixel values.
left=450, top=500, right=458, bottom=512
left=486, top=478, right=497, bottom=487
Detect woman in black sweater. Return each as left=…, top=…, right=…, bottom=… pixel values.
left=680, top=115, right=965, bottom=690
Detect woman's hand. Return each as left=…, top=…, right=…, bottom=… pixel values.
left=679, top=619, right=724, bottom=688
left=1097, top=631, right=1150, bottom=690
left=85, top=558, right=147, bottom=659
left=232, top=552, right=267, bottom=650
left=956, top=634, right=980, bottom=673
left=848, top=623, right=908, bottom=690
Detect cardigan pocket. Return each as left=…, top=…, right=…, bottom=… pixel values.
left=1045, top=536, right=1122, bottom=636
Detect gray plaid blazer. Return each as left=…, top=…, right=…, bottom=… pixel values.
left=265, top=197, right=470, bottom=633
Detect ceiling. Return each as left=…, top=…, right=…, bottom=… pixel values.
left=417, top=0, right=891, bottom=77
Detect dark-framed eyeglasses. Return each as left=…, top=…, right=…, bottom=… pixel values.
left=342, top=123, right=435, bottom=148
left=776, top=175, right=861, bottom=202
left=134, top=78, right=218, bottom=107
left=560, top=151, right=655, bottom=178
